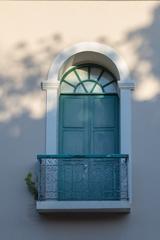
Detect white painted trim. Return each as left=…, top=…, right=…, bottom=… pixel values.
left=41, top=42, right=134, bottom=210
left=46, top=88, right=59, bottom=153
left=47, top=42, right=132, bottom=84
left=41, top=81, right=59, bottom=90
left=36, top=201, right=131, bottom=213
left=119, top=87, right=132, bottom=204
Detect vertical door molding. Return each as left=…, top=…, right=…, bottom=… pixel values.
left=118, top=81, right=134, bottom=203
left=41, top=81, right=59, bottom=153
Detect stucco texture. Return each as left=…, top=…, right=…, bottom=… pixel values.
left=0, top=1, right=160, bottom=240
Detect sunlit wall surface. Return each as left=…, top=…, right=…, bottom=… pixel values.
left=0, top=1, right=160, bottom=240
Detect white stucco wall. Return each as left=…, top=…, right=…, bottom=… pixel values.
left=0, top=1, right=160, bottom=240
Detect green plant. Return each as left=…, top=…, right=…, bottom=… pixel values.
left=25, top=172, right=38, bottom=200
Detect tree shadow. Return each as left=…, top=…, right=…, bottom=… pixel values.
left=96, top=4, right=160, bottom=102
left=126, top=4, right=160, bottom=80
left=0, top=33, right=63, bottom=124
left=0, top=33, right=65, bottom=229
left=124, top=4, right=160, bottom=101
left=1, top=3, right=160, bottom=227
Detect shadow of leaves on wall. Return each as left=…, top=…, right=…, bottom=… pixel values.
left=1, top=4, right=160, bottom=225
left=125, top=4, right=160, bottom=101
left=0, top=34, right=63, bottom=211
left=96, top=4, right=160, bottom=102
left=0, top=33, right=63, bottom=124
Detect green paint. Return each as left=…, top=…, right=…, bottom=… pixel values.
left=60, top=64, right=117, bottom=94
left=58, top=94, right=120, bottom=200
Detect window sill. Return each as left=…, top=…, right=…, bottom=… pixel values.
left=36, top=200, right=131, bottom=213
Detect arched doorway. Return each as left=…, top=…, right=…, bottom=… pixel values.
left=38, top=42, right=134, bottom=212
left=58, top=64, right=120, bottom=200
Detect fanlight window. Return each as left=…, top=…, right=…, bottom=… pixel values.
left=60, top=64, right=117, bottom=94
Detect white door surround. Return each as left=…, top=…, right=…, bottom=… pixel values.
left=41, top=42, right=134, bottom=208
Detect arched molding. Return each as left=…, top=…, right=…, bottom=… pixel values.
left=44, top=42, right=132, bottom=85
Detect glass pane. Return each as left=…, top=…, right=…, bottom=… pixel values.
left=103, top=83, right=117, bottom=93
left=99, top=71, right=114, bottom=86
left=92, top=84, right=103, bottom=93
left=65, top=71, right=79, bottom=86
left=84, top=81, right=95, bottom=93
left=90, top=67, right=102, bottom=81
left=76, top=67, right=88, bottom=81
left=75, top=84, right=86, bottom=93
left=61, top=82, right=74, bottom=93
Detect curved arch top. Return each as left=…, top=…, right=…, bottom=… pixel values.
left=47, top=42, right=133, bottom=86
left=60, top=63, right=118, bottom=94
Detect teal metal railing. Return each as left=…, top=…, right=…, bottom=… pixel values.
left=37, top=154, right=129, bottom=201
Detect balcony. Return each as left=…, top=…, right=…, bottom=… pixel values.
left=36, top=154, right=130, bottom=213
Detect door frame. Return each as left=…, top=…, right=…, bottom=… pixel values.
left=41, top=42, right=134, bottom=205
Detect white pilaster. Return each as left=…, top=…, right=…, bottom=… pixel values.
left=41, top=81, right=59, bottom=154
left=118, top=81, right=134, bottom=203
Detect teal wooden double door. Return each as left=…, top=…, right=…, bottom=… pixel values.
left=59, top=94, right=120, bottom=200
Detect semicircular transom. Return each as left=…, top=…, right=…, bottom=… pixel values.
left=60, top=64, right=117, bottom=94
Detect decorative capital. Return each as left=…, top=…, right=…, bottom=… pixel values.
left=41, top=81, right=59, bottom=91
left=118, top=82, right=135, bottom=91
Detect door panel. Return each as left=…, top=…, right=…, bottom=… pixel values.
left=59, top=159, right=88, bottom=200
left=59, top=95, right=89, bottom=200
left=59, top=94, right=119, bottom=200
left=62, top=131, right=86, bottom=154
left=93, top=130, right=116, bottom=154
left=90, top=95, right=119, bottom=154
left=89, top=95, right=119, bottom=199
left=63, top=97, right=85, bottom=128
left=59, top=95, right=88, bottom=154
left=93, top=97, right=116, bottom=128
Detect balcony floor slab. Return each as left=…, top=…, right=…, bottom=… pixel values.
left=36, top=200, right=131, bottom=213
